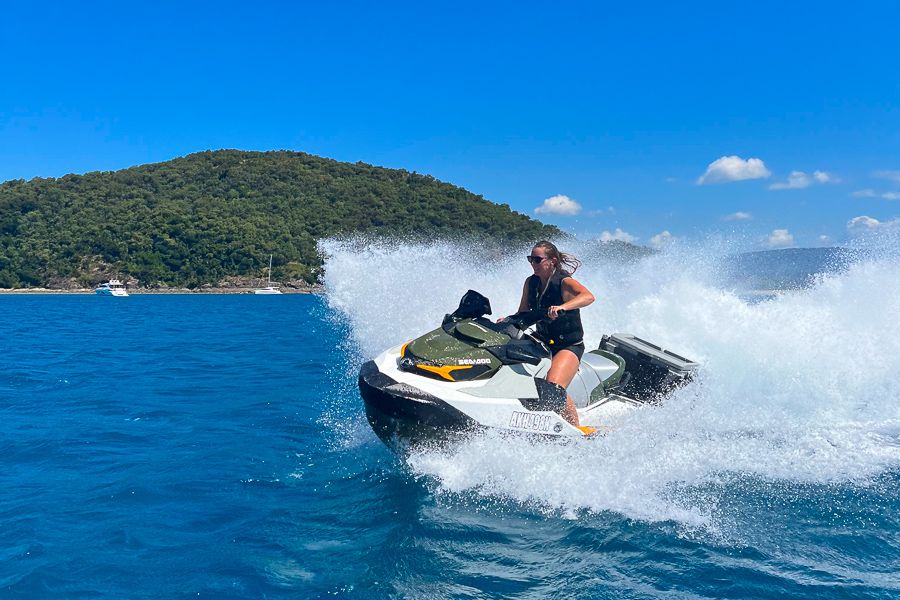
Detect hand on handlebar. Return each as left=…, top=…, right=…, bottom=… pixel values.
left=547, top=305, right=566, bottom=320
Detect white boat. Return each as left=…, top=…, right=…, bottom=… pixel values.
left=95, top=279, right=129, bottom=297
left=254, top=255, right=283, bottom=295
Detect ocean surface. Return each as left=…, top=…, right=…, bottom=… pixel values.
left=2, top=240, right=899, bottom=598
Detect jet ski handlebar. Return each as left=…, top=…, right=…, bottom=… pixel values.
left=503, top=308, right=564, bottom=329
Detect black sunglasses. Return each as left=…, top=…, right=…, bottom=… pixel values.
left=526, top=255, right=548, bottom=264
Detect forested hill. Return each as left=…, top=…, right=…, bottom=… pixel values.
left=0, top=150, right=560, bottom=288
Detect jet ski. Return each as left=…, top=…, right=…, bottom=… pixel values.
left=358, top=290, right=698, bottom=447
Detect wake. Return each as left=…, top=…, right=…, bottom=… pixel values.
left=321, top=236, right=900, bottom=529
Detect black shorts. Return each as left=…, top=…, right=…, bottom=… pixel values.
left=550, top=340, right=585, bottom=361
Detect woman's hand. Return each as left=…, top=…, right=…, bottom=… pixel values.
left=547, top=305, right=563, bottom=320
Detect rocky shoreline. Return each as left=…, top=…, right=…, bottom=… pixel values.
left=0, top=287, right=321, bottom=294
left=0, top=274, right=323, bottom=295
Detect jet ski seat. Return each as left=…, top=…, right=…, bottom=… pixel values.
left=589, top=349, right=626, bottom=388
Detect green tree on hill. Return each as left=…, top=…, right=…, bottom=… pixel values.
left=0, top=150, right=560, bottom=288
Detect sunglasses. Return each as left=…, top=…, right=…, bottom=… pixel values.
left=526, top=255, right=548, bottom=264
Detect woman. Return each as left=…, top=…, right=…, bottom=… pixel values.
left=514, top=240, right=595, bottom=430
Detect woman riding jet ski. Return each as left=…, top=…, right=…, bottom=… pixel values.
left=358, top=290, right=699, bottom=448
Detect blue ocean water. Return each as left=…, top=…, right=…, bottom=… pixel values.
left=3, top=243, right=900, bottom=598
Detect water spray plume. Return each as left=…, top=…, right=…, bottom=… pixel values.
left=321, top=235, right=900, bottom=531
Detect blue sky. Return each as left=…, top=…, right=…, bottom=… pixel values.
left=2, top=1, right=899, bottom=248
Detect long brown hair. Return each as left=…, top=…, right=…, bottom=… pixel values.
left=533, top=240, right=581, bottom=276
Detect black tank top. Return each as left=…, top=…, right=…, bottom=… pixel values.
left=527, top=272, right=584, bottom=346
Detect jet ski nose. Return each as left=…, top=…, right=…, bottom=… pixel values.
left=358, top=360, right=478, bottom=447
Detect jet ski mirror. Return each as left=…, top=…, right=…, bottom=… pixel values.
left=447, top=290, right=492, bottom=321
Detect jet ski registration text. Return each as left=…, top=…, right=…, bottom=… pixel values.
left=509, top=411, right=552, bottom=432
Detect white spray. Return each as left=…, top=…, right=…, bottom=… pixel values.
left=321, top=236, right=900, bottom=529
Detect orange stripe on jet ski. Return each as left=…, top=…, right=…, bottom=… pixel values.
left=416, top=364, right=473, bottom=381
left=400, top=342, right=409, bottom=357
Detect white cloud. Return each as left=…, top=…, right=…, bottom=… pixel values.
left=818, top=234, right=832, bottom=245
left=722, top=211, right=753, bottom=221
left=535, top=194, right=582, bottom=216
left=851, top=189, right=900, bottom=200
left=769, top=169, right=839, bottom=190
left=874, top=170, right=900, bottom=183
left=847, top=215, right=882, bottom=234
left=814, top=170, right=838, bottom=183
left=697, top=156, right=771, bottom=185
left=767, top=229, right=794, bottom=248
left=587, top=206, right=616, bottom=217
left=844, top=215, right=900, bottom=237
left=599, top=228, right=637, bottom=243
left=769, top=171, right=812, bottom=190
left=649, top=230, right=673, bottom=248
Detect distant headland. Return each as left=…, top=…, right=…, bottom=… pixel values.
left=0, top=150, right=559, bottom=291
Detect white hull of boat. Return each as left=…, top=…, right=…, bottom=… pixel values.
left=95, top=288, right=128, bottom=296
left=95, top=280, right=128, bottom=296
left=253, top=286, right=283, bottom=295
left=255, top=255, right=282, bottom=294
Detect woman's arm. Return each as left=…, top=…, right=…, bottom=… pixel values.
left=548, top=278, right=595, bottom=319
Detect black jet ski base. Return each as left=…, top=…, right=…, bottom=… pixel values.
left=358, top=360, right=479, bottom=447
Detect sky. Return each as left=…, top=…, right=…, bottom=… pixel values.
left=2, top=1, right=899, bottom=249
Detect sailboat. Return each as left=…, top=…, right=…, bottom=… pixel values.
left=254, top=255, right=283, bottom=294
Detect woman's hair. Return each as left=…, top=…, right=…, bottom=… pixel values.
left=533, top=240, right=581, bottom=276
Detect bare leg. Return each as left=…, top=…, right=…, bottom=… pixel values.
left=561, top=396, right=580, bottom=426
left=546, top=349, right=581, bottom=427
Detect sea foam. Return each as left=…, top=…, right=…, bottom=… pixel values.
left=321, top=237, right=900, bottom=528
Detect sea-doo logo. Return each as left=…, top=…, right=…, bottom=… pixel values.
left=457, top=358, right=491, bottom=365
left=509, top=411, right=551, bottom=432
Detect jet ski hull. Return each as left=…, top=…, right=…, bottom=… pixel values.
left=356, top=291, right=699, bottom=449
left=359, top=360, right=479, bottom=446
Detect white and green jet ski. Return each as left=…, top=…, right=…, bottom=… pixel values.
left=359, top=290, right=698, bottom=446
